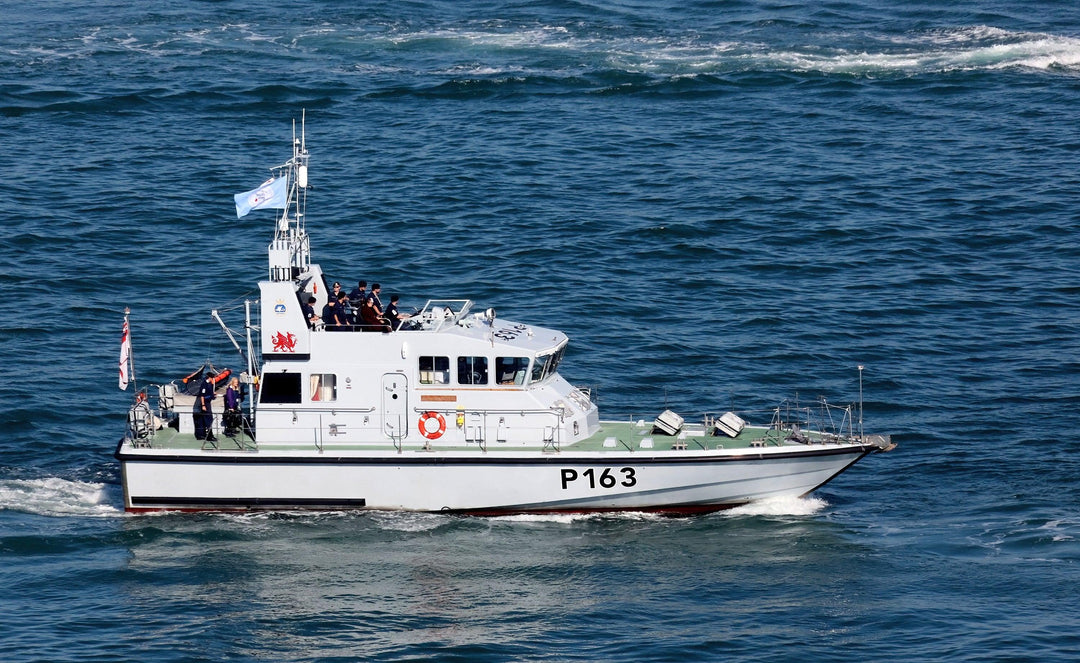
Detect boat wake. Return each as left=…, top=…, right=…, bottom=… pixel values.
left=370, top=24, right=1080, bottom=77
left=11, top=24, right=1079, bottom=83
left=0, top=477, right=123, bottom=518
left=489, top=497, right=830, bottom=523
left=722, top=495, right=828, bottom=518
left=489, top=511, right=668, bottom=525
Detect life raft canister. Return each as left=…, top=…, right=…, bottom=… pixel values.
left=418, top=411, right=446, bottom=440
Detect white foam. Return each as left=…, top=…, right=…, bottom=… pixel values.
left=486, top=510, right=676, bottom=525
left=1038, top=519, right=1076, bottom=543
left=722, top=495, right=828, bottom=518
left=764, top=28, right=1080, bottom=75
left=0, top=477, right=122, bottom=518
left=912, top=25, right=1018, bottom=46
left=369, top=510, right=451, bottom=531
left=383, top=24, right=1080, bottom=76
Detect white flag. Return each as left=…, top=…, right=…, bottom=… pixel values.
left=234, top=175, right=288, bottom=218
left=119, top=318, right=131, bottom=390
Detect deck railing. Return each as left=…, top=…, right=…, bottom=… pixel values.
left=225, top=405, right=568, bottom=453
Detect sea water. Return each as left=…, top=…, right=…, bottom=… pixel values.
left=2, top=1, right=1079, bottom=660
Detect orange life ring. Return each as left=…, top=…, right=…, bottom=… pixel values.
left=418, top=411, right=446, bottom=440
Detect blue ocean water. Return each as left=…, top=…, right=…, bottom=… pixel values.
left=2, top=1, right=1080, bottom=660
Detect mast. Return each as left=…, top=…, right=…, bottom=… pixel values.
left=245, top=298, right=256, bottom=429
left=267, top=112, right=310, bottom=282
left=858, top=364, right=864, bottom=440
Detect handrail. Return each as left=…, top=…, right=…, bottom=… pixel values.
left=409, top=405, right=565, bottom=451
left=411, top=299, right=473, bottom=332
left=259, top=405, right=376, bottom=415
left=411, top=405, right=564, bottom=417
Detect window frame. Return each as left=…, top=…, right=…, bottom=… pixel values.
left=457, top=356, right=489, bottom=385
left=495, top=356, right=531, bottom=386
left=309, top=373, right=337, bottom=402
left=259, top=372, right=302, bottom=404
left=419, top=355, right=451, bottom=385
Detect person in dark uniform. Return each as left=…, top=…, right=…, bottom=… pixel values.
left=321, top=298, right=337, bottom=329
left=322, top=294, right=346, bottom=330
left=193, top=373, right=216, bottom=442
left=385, top=294, right=411, bottom=331
left=366, top=283, right=384, bottom=318
left=302, top=296, right=320, bottom=329
left=348, top=280, right=367, bottom=309
left=335, top=291, right=354, bottom=327
left=337, top=290, right=357, bottom=326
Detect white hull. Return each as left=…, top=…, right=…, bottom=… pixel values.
left=116, top=444, right=874, bottom=514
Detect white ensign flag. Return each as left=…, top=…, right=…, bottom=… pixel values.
left=119, top=318, right=131, bottom=390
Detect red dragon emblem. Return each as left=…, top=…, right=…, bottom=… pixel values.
left=272, top=332, right=298, bottom=352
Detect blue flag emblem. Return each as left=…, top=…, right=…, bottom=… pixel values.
left=234, top=176, right=288, bottom=218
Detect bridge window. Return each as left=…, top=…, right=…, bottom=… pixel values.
left=260, top=372, right=301, bottom=404
left=419, top=356, right=450, bottom=384
left=458, top=356, right=489, bottom=385
left=309, top=374, right=337, bottom=401
left=535, top=346, right=565, bottom=382
left=531, top=354, right=550, bottom=383
left=496, top=356, right=530, bottom=385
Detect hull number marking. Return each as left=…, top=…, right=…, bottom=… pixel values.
left=493, top=324, right=528, bottom=341
left=560, top=467, right=637, bottom=490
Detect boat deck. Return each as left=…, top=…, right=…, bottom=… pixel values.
left=124, top=418, right=845, bottom=455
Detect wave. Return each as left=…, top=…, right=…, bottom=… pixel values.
left=6, top=23, right=1079, bottom=81
left=0, top=477, right=122, bottom=518
left=4, top=23, right=1079, bottom=113
left=369, top=24, right=1080, bottom=77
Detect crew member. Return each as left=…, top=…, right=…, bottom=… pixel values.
left=223, top=377, right=242, bottom=438
left=360, top=296, right=389, bottom=332
left=385, top=294, right=411, bottom=331
left=193, top=373, right=216, bottom=442
left=322, top=294, right=346, bottom=330
left=336, top=291, right=354, bottom=328
left=302, top=296, right=320, bottom=329
left=366, top=283, right=384, bottom=318
left=348, top=280, right=367, bottom=309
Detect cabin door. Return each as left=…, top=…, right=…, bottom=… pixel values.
left=381, top=373, right=409, bottom=440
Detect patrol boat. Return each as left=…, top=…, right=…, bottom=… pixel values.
left=115, top=119, right=894, bottom=514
